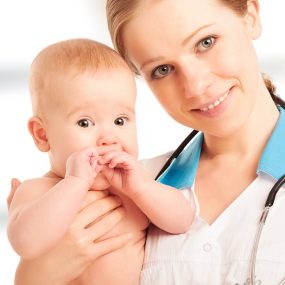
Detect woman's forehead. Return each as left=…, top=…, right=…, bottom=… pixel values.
left=126, top=0, right=232, bottom=35
left=123, top=0, right=235, bottom=51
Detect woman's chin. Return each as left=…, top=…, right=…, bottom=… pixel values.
left=91, top=174, right=111, bottom=191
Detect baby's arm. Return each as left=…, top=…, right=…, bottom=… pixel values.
left=7, top=147, right=99, bottom=259
left=101, top=151, right=194, bottom=234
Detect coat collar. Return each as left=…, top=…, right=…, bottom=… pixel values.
left=159, top=107, right=285, bottom=189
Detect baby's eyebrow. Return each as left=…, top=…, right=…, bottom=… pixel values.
left=116, top=107, right=136, bottom=116
left=66, top=104, right=90, bottom=118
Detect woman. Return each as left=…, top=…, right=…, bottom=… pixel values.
left=12, top=0, right=285, bottom=284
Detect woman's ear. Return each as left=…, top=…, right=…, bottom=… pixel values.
left=28, top=116, right=50, bottom=152
left=246, top=0, right=262, bottom=39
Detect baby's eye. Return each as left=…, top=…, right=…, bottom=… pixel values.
left=197, top=36, right=216, bottom=52
left=77, top=119, right=94, bottom=128
left=114, top=117, right=127, bottom=126
left=151, top=64, right=173, bottom=79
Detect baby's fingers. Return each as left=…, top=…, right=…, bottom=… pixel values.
left=98, top=151, right=120, bottom=166
left=100, top=151, right=131, bottom=169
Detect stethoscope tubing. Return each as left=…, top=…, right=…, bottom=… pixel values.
left=155, top=126, right=285, bottom=284
left=155, top=129, right=199, bottom=180
left=249, top=174, right=285, bottom=285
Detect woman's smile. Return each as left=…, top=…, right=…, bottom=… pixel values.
left=192, top=87, right=234, bottom=118
left=200, top=90, right=230, bottom=112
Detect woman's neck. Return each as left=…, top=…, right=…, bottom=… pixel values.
left=202, top=92, right=280, bottom=162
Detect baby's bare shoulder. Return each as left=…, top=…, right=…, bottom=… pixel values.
left=20, top=176, right=60, bottom=192
left=9, top=175, right=61, bottom=212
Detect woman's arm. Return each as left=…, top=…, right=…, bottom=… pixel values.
left=11, top=189, right=130, bottom=285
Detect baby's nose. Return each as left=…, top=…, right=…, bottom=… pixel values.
left=97, top=135, right=118, bottom=147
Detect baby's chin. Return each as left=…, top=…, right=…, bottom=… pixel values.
left=90, top=173, right=111, bottom=191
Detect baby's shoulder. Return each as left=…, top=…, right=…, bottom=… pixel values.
left=9, top=176, right=61, bottom=211
left=20, top=175, right=60, bottom=192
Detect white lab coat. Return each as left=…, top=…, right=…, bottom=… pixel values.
left=140, top=108, right=285, bottom=285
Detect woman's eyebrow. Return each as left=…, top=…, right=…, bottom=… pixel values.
left=140, top=56, right=164, bottom=71
left=139, top=23, right=215, bottom=71
left=182, top=23, right=215, bottom=46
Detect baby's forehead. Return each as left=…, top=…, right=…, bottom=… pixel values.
left=42, top=65, right=136, bottom=101
left=29, top=39, right=135, bottom=115
left=47, top=61, right=133, bottom=80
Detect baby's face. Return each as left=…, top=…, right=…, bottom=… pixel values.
left=43, top=67, right=138, bottom=189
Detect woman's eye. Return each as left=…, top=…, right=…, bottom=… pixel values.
left=197, top=36, right=216, bottom=52
left=77, top=119, right=94, bottom=128
left=151, top=64, right=173, bottom=79
left=114, top=117, right=127, bottom=126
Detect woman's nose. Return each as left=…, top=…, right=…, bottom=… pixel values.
left=179, top=60, right=214, bottom=98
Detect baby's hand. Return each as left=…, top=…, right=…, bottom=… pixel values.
left=99, top=151, right=147, bottom=198
left=65, top=147, right=101, bottom=188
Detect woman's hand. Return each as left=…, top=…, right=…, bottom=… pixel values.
left=13, top=190, right=130, bottom=285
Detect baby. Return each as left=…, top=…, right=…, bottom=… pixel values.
left=7, top=38, right=194, bottom=284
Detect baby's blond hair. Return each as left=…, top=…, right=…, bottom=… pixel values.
left=29, top=38, right=129, bottom=116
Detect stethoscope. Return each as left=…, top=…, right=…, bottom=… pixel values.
left=155, top=129, right=285, bottom=285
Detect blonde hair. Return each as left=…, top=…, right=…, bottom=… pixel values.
left=29, top=38, right=128, bottom=115
left=106, top=0, right=142, bottom=75
left=106, top=0, right=279, bottom=99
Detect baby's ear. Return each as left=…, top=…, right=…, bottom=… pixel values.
left=28, top=116, right=50, bottom=152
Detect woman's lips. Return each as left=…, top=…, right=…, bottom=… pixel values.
left=199, top=90, right=230, bottom=112
left=192, top=87, right=233, bottom=117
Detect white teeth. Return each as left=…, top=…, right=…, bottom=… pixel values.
left=200, top=91, right=229, bottom=112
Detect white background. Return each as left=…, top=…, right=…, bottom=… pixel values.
left=0, top=0, right=284, bottom=283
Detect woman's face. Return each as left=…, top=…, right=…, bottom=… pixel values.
left=123, top=0, right=263, bottom=137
